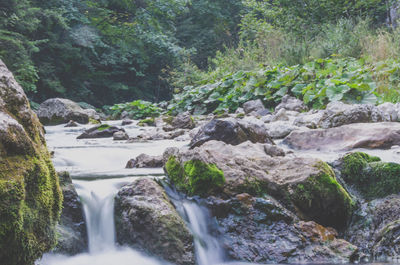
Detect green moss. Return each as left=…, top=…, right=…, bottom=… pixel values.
left=138, top=117, right=155, bottom=126
left=89, top=118, right=101, bottom=124
left=236, top=113, right=245, bottom=119
left=165, top=156, right=225, bottom=196
left=341, top=152, right=400, bottom=199
left=163, top=115, right=174, bottom=125
left=97, top=124, right=111, bottom=131
left=290, top=161, right=354, bottom=229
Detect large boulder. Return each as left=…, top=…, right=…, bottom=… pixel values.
left=114, top=178, right=194, bottom=265
left=125, top=154, right=164, bottom=168
left=190, top=118, right=273, bottom=148
left=283, top=122, right=400, bottom=151
left=37, top=98, right=92, bottom=125
left=164, top=141, right=354, bottom=229
left=318, top=102, right=385, bottom=129
left=346, top=194, right=400, bottom=261
left=206, top=195, right=357, bottom=263
left=54, top=172, right=87, bottom=255
left=77, top=124, right=124, bottom=139
left=243, top=99, right=266, bottom=114
left=0, top=60, right=62, bottom=264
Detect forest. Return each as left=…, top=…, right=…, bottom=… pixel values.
left=1, top=0, right=398, bottom=109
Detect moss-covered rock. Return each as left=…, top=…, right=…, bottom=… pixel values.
left=0, top=60, right=62, bottom=264
left=165, top=156, right=225, bottom=196
left=340, top=152, right=400, bottom=200
left=164, top=141, right=354, bottom=229
left=138, top=117, right=155, bottom=127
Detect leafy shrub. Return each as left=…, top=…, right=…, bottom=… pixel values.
left=110, top=100, right=162, bottom=120
left=168, top=57, right=400, bottom=114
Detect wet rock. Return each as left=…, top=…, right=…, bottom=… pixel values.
left=293, top=110, right=324, bottom=129
left=77, top=124, right=124, bottom=139
left=283, top=122, right=400, bottom=151
left=206, top=195, right=357, bottom=264
left=346, top=195, right=400, bottom=261
left=37, top=98, right=91, bottom=125
left=132, top=128, right=187, bottom=141
left=113, top=131, right=129, bottom=141
left=54, top=172, right=87, bottom=255
left=377, top=102, right=399, bottom=122
left=318, top=102, right=384, bottom=129
left=115, top=178, right=194, bottom=265
left=125, top=154, right=163, bottom=168
left=189, top=118, right=273, bottom=148
left=164, top=140, right=353, bottom=229
left=163, top=112, right=195, bottom=131
left=0, top=60, right=62, bottom=264
left=275, top=95, right=308, bottom=112
left=64, top=120, right=79, bottom=127
left=243, top=99, right=266, bottom=114
left=121, top=119, right=134, bottom=126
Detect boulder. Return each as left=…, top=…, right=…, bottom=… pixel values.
left=114, top=178, right=194, bottom=265
left=275, top=95, right=308, bottom=112
left=125, top=154, right=163, bottom=168
left=189, top=118, right=273, bottom=148
left=77, top=124, right=124, bottom=139
left=318, top=102, right=384, bottom=129
left=54, top=172, right=87, bottom=255
left=206, top=195, right=357, bottom=263
left=164, top=141, right=353, bottom=229
left=265, top=121, right=301, bottom=139
left=37, top=98, right=91, bottom=125
left=346, top=194, right=400, bottom=261
left=283, top=122, right=400, bottom=151
left=337, top=152, right=400, bottom=200
left=293, top=110, right=324, bottom=129
left=0, top=60, right=62, bottom=264
left=163, top=112, right=195, bottom=131
left=113, top=131, right=129, bottom=141
left=243, top=99, right=266, bottom=114
left=121, top=119, right=134, bottom=126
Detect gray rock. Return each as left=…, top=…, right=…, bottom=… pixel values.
left=243, top=99, right=266, bottom=114
left=64, top=120, right=79, bottom=127
left=190, top=118, right=273, bottom=148
left=54, top=172, right=87, bottom=255
left=113, top=131, right=129, bottom=141
left=164, top=112, right=195, bottom=131
left=115, top=178, right=194, bottom=265
left=283, top=122, right=400, bottom=151
left=164, top=140, right=353, bottom=229
left=121, top=119, right=134, bottom=126
left=293, top=110, right=324, bottom=129
left=206, top=195, right=357, bottom=264
left=37, top=98, right=90, bottom=125
left=275, top=95, right=308, bottom=112
left=126, top=154, right=163, bottom=168
left=265, top=121, right=301, bottom=139
left=77, top=124, right=124, bottom=139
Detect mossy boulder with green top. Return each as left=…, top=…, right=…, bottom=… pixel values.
left=0, top=60, right=63, bottom=265
left=339, top=152, right=400, bottom=200
left=164, top=140, right=354, bottom=229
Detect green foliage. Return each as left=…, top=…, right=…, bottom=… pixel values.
left=168, top=57, right=400, bottom=114
left=110, top=100, right=162, bottom=120
left=340, top=152, right=400, bottom=200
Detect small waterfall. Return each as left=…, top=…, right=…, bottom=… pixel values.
left=164, top=184, right=226, bottom=265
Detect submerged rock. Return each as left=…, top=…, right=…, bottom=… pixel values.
left=77, top=124, right=124, bottom=139
left=283, top=122, right=400, bottom=151
left=206, top=195, right=357, bottom=264
left=54, top=172, right=87, bottom=255
left=125, top=154, right=163, bottom=168
left=164, top=140, right=353, bottom=229
left=113, top=131, right=129, bottom=141
left=0, top=60, right=62, bottom=264
left=114, top=178, right=194, bottom=265
left=190, top=118, right=273, bottom=148
left=65, top=120, right=79, bottom=127
left=37, top=98, right=93, bottom=125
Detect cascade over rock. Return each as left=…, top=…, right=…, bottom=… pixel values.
left=0, top=60, right=62, bottom=265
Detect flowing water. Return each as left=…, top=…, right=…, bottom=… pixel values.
left=37, top=121, right=230, bottom=265
left=36, top=120, right=400, bottom=265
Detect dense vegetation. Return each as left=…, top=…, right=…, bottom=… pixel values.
left=1, top=0, right=399, bottom=109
